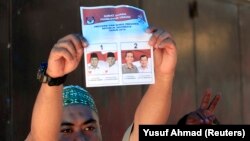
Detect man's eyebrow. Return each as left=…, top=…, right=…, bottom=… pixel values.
left=84, top=118, right=97, bottom=125
left=61, top=122, right=74, bottom=126
left=61, top=119, right=97, bottom=126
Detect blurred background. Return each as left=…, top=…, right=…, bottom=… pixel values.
left=0, top=0, right=250, bottom=140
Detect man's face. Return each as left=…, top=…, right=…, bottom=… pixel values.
left=140, top=56, right=148, bottom=68
left=106, top=57, right=115, bottom=67
left=125, top=52, right=134, bottom=64
left=90, top=57, right=99, bottom=68
left=59, top=105, right=102, bottom=141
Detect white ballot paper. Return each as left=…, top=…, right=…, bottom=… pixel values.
left=80, top=5, right=155, bottom=87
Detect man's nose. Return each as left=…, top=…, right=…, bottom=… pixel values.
left=74, top=132, right=87, bottom=141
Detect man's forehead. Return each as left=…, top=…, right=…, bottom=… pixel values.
left=63, top=105, right=99, bottom=123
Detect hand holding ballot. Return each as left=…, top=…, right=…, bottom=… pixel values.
left=146, top=26, right=177, bottom=80
left=46, top=34, right=87, bottom=78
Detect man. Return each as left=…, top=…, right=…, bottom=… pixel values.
left=26, top=26, right=177, bottom=141
left=122, top=51, right=139, bottom=74
left=137, top=54, right=151, bottom=73
left=105, top=52, right=118, bottom=74
left=88, top=52, right=104, bottom=75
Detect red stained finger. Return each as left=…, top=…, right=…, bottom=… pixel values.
left=200, top=89, right=212, bottom=109
left=208, top=93, right=221, bottom=113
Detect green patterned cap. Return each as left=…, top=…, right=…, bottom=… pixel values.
left=63, top=85, right=97, bottom=113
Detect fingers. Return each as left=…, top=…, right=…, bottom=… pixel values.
left=200, top=89, right=212, bottom=110
left=148, top=28, right=164, bottom=47
left=156, top=32, right=173, bottom=48
left=200, top=89, right=221, bottom=113
left=58, top=34, right=88, bottom=48
left=47, top=47, right=75, bottom=77
left=148, top=26, right=177, bottom=77
left=57, top=34, right=86, bottom=61
left=186, top=112, right=201, bottom=125
left=200, top=115, right=216, bottom=125
left=53, top=41, right=77, bottom=61
left=47, top=34, right=87, bottom=77
left=190, top=110, right=216, bottom=125
left=147, top=27, right=176, bottom=49
left=146, top=26, right=157, bottom=33
left=49, top=46, right=74, bottom=62
left=196, top=110, right=207, bottom=120
left=208, top=93, right=221, bottom=113
left=201, top=115, right=216, bottom=125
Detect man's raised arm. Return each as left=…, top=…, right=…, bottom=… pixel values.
left=26, top=34, right=86, bottom=141
left=129, top=27, right=177, bottom=141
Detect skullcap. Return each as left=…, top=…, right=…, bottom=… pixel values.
left=63, top=85, right=97, bottom=113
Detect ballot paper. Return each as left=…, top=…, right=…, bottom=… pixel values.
left=80, top=5, right=154, bottom=87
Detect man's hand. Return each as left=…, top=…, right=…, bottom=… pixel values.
left=46, top=34, right=88, bottom=78
left=185, top=89, right=221, bottom=125
left=147, top=26, right=177, bottom=79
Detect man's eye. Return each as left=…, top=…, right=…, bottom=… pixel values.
left=61, top=128, right=73, bottom=134
left=83, top=126, right=96, bottom=131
